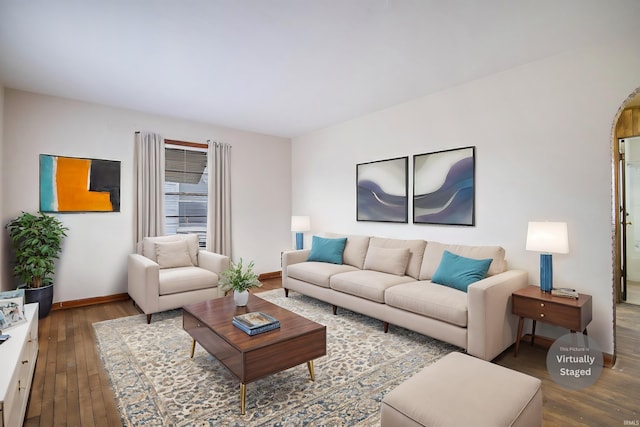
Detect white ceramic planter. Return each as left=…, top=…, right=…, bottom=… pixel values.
left=234, top=290, right=249, bottom=306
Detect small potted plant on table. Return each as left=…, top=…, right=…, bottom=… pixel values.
left=219, top=259, right=261, bottom=306
left=6, top=211, right=68, bottom=318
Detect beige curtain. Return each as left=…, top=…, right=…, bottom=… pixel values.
left=206, top=141, right=231, bottom=256
left=134, top=131, right=166, bottom=246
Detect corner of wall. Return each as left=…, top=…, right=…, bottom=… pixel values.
left=0, top=85, right=6, bottom=291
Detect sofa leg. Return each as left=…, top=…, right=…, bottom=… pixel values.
left=284, top=288, right=289, bottom=297
left=146, top=314, right=152, bottom=324
left=332, top=305, right=338, bottom=315
left=383, top=321, right=389, bottom=333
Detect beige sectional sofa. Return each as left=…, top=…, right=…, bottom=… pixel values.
left=282, top=233, right=528, bottom=361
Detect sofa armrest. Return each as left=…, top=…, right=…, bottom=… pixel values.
left=198, top=250, right=230, bottom=275
left=127, top=253, right=161, bottom=314
left=281, top=250, right=310, bottom=285
left=466, top=269, right=528, bottom=361
left=282, top=249, right=310, bottom=266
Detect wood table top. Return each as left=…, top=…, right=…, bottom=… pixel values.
left=183, top=293, right=325, bottom=352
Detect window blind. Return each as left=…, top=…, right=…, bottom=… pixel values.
left=165, top=148, right=207, bottom=184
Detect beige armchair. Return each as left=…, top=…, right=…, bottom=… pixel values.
left=128, top=234, right=230, bottom=323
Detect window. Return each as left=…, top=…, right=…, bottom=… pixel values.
left=164, top=141, right=208, bottom=247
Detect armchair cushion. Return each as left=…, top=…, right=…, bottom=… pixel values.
left=155, top=240, right=193, bottom=269
left=142, top=234, right=199, bottom=266
left=159, top=266, right=219, bottom=296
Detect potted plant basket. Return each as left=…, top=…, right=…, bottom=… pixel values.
left=6, top=211, right=68, bottom=318
left=218, top=259, right=262, bottom=306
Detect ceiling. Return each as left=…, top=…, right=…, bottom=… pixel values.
left=1, top=1, right=639, bottom=138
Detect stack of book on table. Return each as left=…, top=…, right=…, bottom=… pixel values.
left=551, top=288, right=579, bottom=299
left=232, top=312, right=280, bottom=335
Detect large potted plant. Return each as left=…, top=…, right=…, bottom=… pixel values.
left=218, top=259, right=261, bottom=306
left=6, top=211, right=68, bottom=318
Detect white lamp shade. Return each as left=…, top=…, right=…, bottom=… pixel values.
left=526, top=221, right=569, bottom=254
left=291, top=216, right=311, bottom=232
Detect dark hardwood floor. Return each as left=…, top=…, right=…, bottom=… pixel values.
left=494, top=302, right=640, bottom=426
left=24, top=278, right=640, bottom=426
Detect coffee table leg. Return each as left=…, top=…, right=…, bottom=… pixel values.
left=190, top=339, right=196, bottom=358
left=240, top=383, right=246, bottom=415
left=307, top=360, right=315, bottom=381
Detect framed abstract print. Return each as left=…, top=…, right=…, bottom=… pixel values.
left=357, top=156, right=408, bottom=223
left=40, top=154, right=121, bottom=213
left=413, top=146, right=475, bottom=226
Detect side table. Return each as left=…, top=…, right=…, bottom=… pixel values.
left=511, top=285, right=592, bottom=357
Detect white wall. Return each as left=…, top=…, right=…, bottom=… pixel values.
left=2, top=89, right=291, bottom=302
left=0, top=85, right=4, bottom=291
left=291, top=34, right=640, bottom=355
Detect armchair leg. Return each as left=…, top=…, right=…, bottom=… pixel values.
left=332, top=305, right=338, bottom=315
left=284, top=288, right=289, bottom=297
left=146, top=314, right=152, bottom=324
left=383, top=321, right=389, bottom=333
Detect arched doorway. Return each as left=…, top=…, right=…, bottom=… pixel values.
left=612, top=87, right=640, bottom=360
left=613, top=88, right=640, bottom=307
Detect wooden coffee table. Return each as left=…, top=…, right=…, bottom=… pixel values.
left=183, top=293, right=326, bottom=415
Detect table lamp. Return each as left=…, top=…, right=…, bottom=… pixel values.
left=526, top=221, right=569, bottom=293
left=291, top=216, right=310, bottom=250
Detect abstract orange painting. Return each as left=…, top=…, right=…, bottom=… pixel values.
left=40, top=155, right=120, bottom=212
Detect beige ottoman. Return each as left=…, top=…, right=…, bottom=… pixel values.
left=381, top=352, right=542, bottom=427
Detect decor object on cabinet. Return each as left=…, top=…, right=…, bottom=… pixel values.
left=413, top=146, right=475, bottom=225
left=357, top=156, right=408, bottom=223
left=526, top=221, right=569, bottom=293
left=6, top=212, right=68, bottom=318
left=0, top=289, right=26, bottom=330
left=291, top=215, right=310, bottom=250
left=219, top=259, right=262, bottom=306
left=40, top=154, right=121, bottom=212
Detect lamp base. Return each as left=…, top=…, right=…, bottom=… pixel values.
left=295, top=232, right=304, bottom=250
left=540, top=253, right=553, bottom=293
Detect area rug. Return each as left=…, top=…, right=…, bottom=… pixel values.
left=94, top=290, right=459, bottom=426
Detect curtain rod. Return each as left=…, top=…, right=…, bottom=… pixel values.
left=135, top=133, right=230, bottom=148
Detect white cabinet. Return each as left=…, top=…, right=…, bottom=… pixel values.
left=0, top=304, right=38, bottom=427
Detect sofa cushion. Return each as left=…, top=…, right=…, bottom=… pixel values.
left=364, top=246, right=410, bottom=276
left=384, top=281, right=468, bottom=327
left=368, top=237, right=427, bottom=279
left=431, top=250, right=492, bottom=292
left=330, top=270, right=416, bottom=303
left=307, top=236, right=348, bottom=264
left=143, top=234, right=199, bottom=266
left=324, top=233, right=371, bottom=269
left=155, top=240, right=193, bottom=269
left=419, top=241, right=505, bottom=280
left=158, top=266, right=218, bottom=295
left=287, top=262, right=359, bottom=288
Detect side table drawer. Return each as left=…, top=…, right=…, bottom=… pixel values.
left=512, top=295, right=590, bottom=331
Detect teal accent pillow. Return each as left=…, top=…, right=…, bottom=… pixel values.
left=431, top=250, right=492, bottom=292
left=307, top=236, right=347, bottom=264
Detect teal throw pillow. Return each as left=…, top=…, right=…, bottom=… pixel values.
left=431, top=250, right=492, bottom=292
left=307, top=236, right=347, bottom=264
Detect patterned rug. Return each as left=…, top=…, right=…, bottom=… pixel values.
left=94, top=290, right=459, bottom=426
